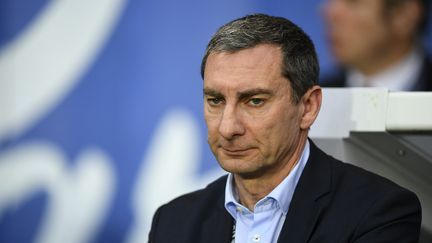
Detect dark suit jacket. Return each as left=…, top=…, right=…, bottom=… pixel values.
left=148, top=141, right=422, bottom=243
left=321, top=54, right=432, bottom=91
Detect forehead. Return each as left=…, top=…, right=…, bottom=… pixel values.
left=206, top=44, right=282, bottom=71
left=203, top=44, right=287, bottom=91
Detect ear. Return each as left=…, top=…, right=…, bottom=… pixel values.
left=389, top=0, right=422, bottom=38
left=300, top=85, right=322, bottom=130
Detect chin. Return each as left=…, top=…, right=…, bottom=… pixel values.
left=219, top=158, right=252, bottom=172
left=233, top=169, right=266, bottom=180
left=218, top=159, right=265, bottom=179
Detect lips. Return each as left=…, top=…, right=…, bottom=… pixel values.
left=220, top=147, right=252, bottom=156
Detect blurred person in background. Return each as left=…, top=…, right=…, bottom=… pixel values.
left=321, top=0, right=432, bottom=90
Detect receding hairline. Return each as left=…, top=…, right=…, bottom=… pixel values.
left=203, top=44, right=285, bottom=79
left=200, top=13, right=320, bottom=103
left=203, top=43, right=286, bottom=77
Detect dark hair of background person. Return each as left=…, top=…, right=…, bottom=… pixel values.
left=200, top=13, right=319, bottom=104
left=384, top=0, right=431, bottom=35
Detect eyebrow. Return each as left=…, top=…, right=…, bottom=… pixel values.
left=203, top=88, right=223, bottom=98
left=203, top=87, right=273, bottom=100
left=237, top=88, right=273, bottom=100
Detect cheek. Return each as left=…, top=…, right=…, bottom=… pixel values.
left=333, top=9, right=379, bottom=39
left=269, top=117, right=301, bottom=156
left=250, top=108, right=299, bottom=142
left=334, top=23, right=388, bottom=61
left=352, top=10, right=388, bottom=43
left=204, top=116, right=219, bottom=139
left=278, top=108, right=302, bottom=135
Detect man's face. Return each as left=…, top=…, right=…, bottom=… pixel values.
left=203, top=44, right=304, bottom=178
left=323, top=0, right=395, bottom=68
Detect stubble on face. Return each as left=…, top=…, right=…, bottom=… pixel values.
left=203, top=44, right=307, bottom=181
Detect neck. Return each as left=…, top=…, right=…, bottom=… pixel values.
left=233, top=133, right=308, bottom=211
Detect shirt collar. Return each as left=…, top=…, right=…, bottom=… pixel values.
left=347, top=47, right=423, bottom=91
left=224, top=140, right=310, bottom=217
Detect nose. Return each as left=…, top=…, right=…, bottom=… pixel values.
left=218, top=105, right=245, bottom=140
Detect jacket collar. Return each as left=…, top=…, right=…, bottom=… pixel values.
left=277, top=140, right=333, bottom=243
left=200, top=140, right=333, bottom=243
left=199, top=175, right=234, bottom=243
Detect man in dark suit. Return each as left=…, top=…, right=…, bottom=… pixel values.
left=148, top=14, right=421, bottom=242
left=321, top=0, right=431, bottom=91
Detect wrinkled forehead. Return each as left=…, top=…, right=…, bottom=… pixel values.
left=204, top=44, right=284, bottom=78
left=203, top=45, right=291, bottom=98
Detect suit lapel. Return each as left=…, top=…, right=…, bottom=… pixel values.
left=277, top=141, right=332, bottom=243
left=200, top=177, right=234, bottom=243
left=200, top=209, right=233, bottom=243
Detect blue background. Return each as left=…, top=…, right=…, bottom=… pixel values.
left=0, top=0, right=431, bottom=242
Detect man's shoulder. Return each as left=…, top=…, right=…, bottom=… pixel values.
left=148, top=175, right=231, bottom=242
left=329, top=154, right=409, bottom=193
left=323, top=152, right=420, bottom=211
left=159, top=174, right=228, bottom=212
left=303, top=147, right=421, bottom=242
left=311, top=143, right=417, bottom=199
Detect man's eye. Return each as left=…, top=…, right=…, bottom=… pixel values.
left=248, top=98, right=264, bottom=106
left=207, top=98, right=223, bottom=106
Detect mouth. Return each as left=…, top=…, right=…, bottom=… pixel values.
left=220, top=147, right=252, bottom=156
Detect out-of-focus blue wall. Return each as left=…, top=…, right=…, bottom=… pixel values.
left=0, top=1, right=430, bottom=243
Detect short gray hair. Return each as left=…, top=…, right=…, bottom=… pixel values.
left=201, top=14, right=319, bottom=103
